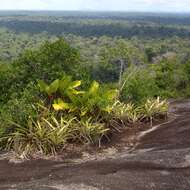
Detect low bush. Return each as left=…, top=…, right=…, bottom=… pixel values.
left=121, top=59, right=190, bottom=104
left=38, top=76, right=118, bottom=121
left=120, top=66, right=158, bottom=103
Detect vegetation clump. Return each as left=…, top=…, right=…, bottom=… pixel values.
left=0, top=74, right=168, bottom=157
left=0, top=38, right=184, bottom=157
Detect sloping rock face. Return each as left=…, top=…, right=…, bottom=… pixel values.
left=0, top=100, right=190, bottom=190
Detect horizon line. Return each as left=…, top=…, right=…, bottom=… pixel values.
left=0, top=9, right=190, bottom=14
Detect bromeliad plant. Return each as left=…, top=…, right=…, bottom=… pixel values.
left=111, top=101, right=142, bottom=126
left=141, top=97, right=168, bottom=126
left=111, top=97, right=168, bottom=127
left=76, top=118, right=109, bottom=146
left=1, top=116, right=77, bottom=157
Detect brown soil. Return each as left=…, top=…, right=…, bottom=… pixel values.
left=0, top=100, right=190, bottom=190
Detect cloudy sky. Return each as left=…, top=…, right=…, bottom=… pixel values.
left=1, top=0, right=190, bottom=12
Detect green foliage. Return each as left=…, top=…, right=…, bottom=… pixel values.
left=0, top=38, right=81, bottom=111
left=153, top=59, right=189, bottom=97
left=73, top=81, right=117, bottom=118
left=2, top=15, right=190, bottom=39
left=112, top=97, right=168, bottom=127
left=0, top=77, right=118, bottom=155
left=1, top=116, right=77, bottom=156
left=77, top=118, right=109, bottom=146
left=121, top=57, right=190, bottom=104
left=1, top=32, right=186, bottom=157
left=38, top=79, right=60, bottom=96
left=145, top=47, right=157, bottom=62
left=38, top=78, right=118, bottom=120
left=141, top=97, right=168, bottom=126
left=123, top=103, right=142, bottom=124
left=0, top=74, right=170, bottom=156
left=15, top=38, right=80, bottom=81
left=121, top=66, right=158, bottom=103
left=112, top=101, right=141, bottom=124
left=0, top=82, right=38, bottom=138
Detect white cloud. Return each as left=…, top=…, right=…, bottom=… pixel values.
left=1, top=0, right=190, bottom=12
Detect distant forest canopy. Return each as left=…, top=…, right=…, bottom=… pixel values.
left=1, top=11, right=190, bottom=63
left=1, top=11, right=190, bottom=38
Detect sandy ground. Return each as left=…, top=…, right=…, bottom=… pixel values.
left=0, top=100, right=190, bottom=190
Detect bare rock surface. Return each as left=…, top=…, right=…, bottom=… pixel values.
left=0, top=100, right=190, bottom=190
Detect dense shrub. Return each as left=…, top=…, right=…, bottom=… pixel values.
left=121, top=58, right=190, bottom=104
left=153, top=59, right=189, bottom=97
left=120, top=66, right=158, bottom=103
left=0, top=39, right=81, bottom=106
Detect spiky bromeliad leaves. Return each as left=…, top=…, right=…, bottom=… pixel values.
left=141, top=97, right=168, bottom=126
left=1, top=116, right=77, bottom=157
left=77, top=118, right=109, bottom=146
left=111, top=101, right=142, bottom=126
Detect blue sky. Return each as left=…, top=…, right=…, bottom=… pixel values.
left=1, top=0, right=190, bottom=12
